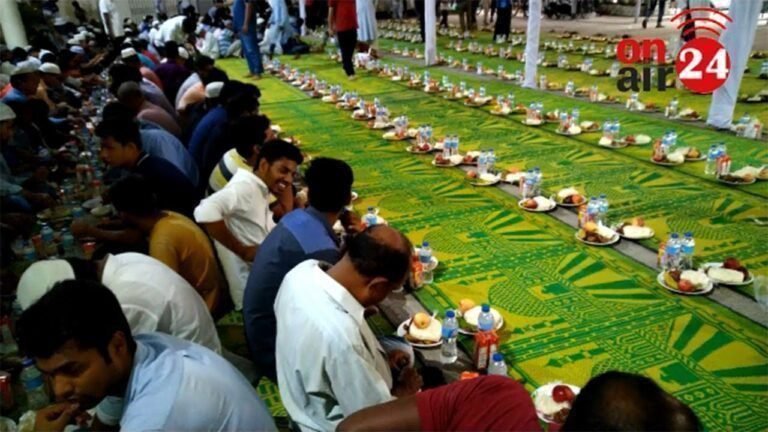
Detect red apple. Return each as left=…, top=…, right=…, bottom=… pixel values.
left=552, top=385, right=575, bottom=403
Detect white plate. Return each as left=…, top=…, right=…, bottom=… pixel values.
left=626, top=134, right=652, bottom=145
left=383, top=132, right=410, bottom=141
left=598, top=139, right=628, bottom=149
left=432, top=158, right=461, bottom=167
left=414, top=248, right=439, bottom=271
left=90, top=205, right=113, bottom=217
left=575, top=231, right=620, bottom=246
left=532, top=383, right=581, bottom=425
left=458, top=306, right=504, bottom=335
left=82, top=197, right=102, bottom=210
left=650, top=158, right=684, bottom=166
left=717, top=176, right=757, bottom=186
left=467, top=175, right=501, bottom=187
left=555, top=126, right=582, bottom=136
left=618, top=226, right=655, bottom=240
left=521, top=119, right=543, bottom=126
left=351, top=112, right=373, bottom=121
left=657, top=272, right=714, bottom=295
left=396, top=319, right=442, bottom=349
left=700, top=262, right=754, bottom=286
left=406, top=144, right=434, bottom=154
left=369, top=122, right=394, bottom=130
left=351, top=191, right=359, bottom=201
left=518, top=198, right=557, bottom=212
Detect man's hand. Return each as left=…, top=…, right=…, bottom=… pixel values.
left=70, top=218, right=94, bottom=238
left=340, top=210, right=363, bottom=235
left=241, top=24, right=249, bottom=34
left=392, top=367, right=422, bottom=397
left=328, top=21, right=336, bottom=37
left=34, top=403, right=80, bottom=432
left=240, top=245, right=258, bottom=263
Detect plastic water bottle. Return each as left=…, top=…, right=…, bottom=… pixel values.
left=587, top=197, right=599, bottom=224
left=603, top=120, right=614, bottom=140
left=419, top=242, right=434, bottom=284
left=571, top=108, right=580, bottom=124
left=664, top=233, right=682, bottom=270
left=478, top=151, right=488, bottom=175
left=532, top=167, right=542, bottom=196
left=705, top=145, right=718, bottom=176
left=365, top=207, right=378, bottom=227
left=488, top=352, right=508, bottom=376
left=454, top=135, right=460, bottom=155
left=666, top=97, right=679, bottom=118
left=479, top=86, right=486, bottom=98
left=669, top=129, right=678, bottom=147
left=21, top=358, right=49, bottom=410
left=597, top=194, right=609, bottom=225
left=40, top=223, right=57, bottom=258
left=612, top=119, right=621, bottom=139
left=478, top=304, right=495, bottom=331
left=522, top=177, right=535, bottom=199
left=681, top=232, right=695, bottom=270
left=61, top=228, right=76, bottom=256
left=487, top=149, right=496, bottom=174
left=441, top=310, right=459, bottom=364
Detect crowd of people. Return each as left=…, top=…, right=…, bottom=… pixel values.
left=0, top=1, right=706, bottom=432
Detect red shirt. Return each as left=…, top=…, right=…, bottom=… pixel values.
left=329, top=0, right=357, bottom=32
left=417, top=376, right=542, bottom=431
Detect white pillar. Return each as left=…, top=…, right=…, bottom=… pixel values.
left=706, top=0, right=762, bottom=129
left=522, top=0, right=541, bottom=88
left=299, top=0, right=307, bottom=36
left=424, top=0, right=437, bottom=65
left=0, top=0, right=28, bottom=49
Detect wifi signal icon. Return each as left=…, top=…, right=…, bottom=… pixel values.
left=672, top=8, right=732, bottom=94
left=672, top=7, right=733, bottom=40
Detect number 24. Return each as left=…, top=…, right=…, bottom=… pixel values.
left=679, top=47, right=728, bottom=80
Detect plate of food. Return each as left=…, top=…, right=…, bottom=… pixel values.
left=519, top=196, right=557, bottom=212
left=556, top=187, right=585, bottom=207
left=462, top=151, right=481, bottom=166
left=731, top=166, right=768, bottom=181
left=700, top=258, right=753, bottom=286
left=681, top=147, right=705, bottom=161
left=522, top=118, right=544, bottom=127
left=351, top=110, right=373, bottom=121
left=576, top=222, right=620, bottom=246
left=37, top=206, right=72, bottom=221
left=614, top=217, right=654, bottom=240
left=598, top=137, right=628, bottom=149
left=657, top=269, right=713, bottom=295
left=457, top=302, right=504, bottom=335
left=532, top=383, right=580, bottom=425
left=82, top=197, right=102, bottom=210
left=407, top=143, right=434, bottom=154
left=555, top=125, right=582, bottom=136
left=383, top=129, right=418, bottom=141
left=321, top=95, right=338, bottom=103
left=466, top=171, right=501, bottom=186
left=717, top=173, right=757, bottom=185
left=91, top=204, right=113, bottom=217
left=650, top=152, right=685, bottom=166
left=675, top=108, right=701, bottom=122
left=432, top=154, right=463, bottom=167
left=579, top=121, right=601, bottom=133
left=367, top=120, right=394, bottom=130
left=464, top=96, right=493, bottom=107
left=623, top=134, right=652, bottom=146
left=397, top=312, right=442, bottom=348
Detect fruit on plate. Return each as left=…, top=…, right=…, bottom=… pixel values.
left=677, top=108, right=700, bottom=120
left=412, top=312, right=431, bottom=329
left=552, top=385, right=576, bottom=404
left=664, top=269, right=709, bottom=292
left=534, top=383, right=578, bottom=425
left=523, top=198, right=538, bottom=209
left=686, top=147, right=701, bottom=159
left=435, top=154, right=452, bottom=165
left=522, top=196, right=555, bottom=210
left=466, top=170, right=478, bottom=179
left=406, top=313, right=442, bottom=344
left=616, top=217, right=653, bottom=238
left=579, top=121, right=601, bottom=132
left=410, top=143, right=431, bottom=152
left=463, top=152, right=480, bottom=164
left=577, top=222, right=616, bottom=244
left=557, top=187, right=583, bottom=205
left=458, top=299, right=476, bottom=314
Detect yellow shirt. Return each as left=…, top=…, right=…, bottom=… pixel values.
left=149, top=211, right=227, bottom=313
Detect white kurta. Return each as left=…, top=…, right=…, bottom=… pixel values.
left=357, top=0, right=378, bottom=43
left=706, top=0, right=762, bottom=128
left=261, top=0, right=290, bottom=53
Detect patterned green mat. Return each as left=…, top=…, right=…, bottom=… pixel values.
left=377, top=24, right=768, bottom=125
left=218, top=57, right=767, bottom=431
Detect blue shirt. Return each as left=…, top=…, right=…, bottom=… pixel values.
left=139, top=121, right=200, bottom=187
left=233, top=0, right=258, bottom=34
left=120, top=333, right=277, bottom=431
left=243, top=207, right=340, bottom=380
left=187, top=105, right=228, bottom=179
left=1, top=88, right=28, bottom=104
left=133, top=152, right=199, bottom=217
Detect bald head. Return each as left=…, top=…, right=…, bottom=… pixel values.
left=117, top=81, right=144, bottom=111
left=348, top=225, right=412, bottom=283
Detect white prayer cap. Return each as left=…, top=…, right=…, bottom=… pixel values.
left=121, top=47, right=138, bottom=59
left=10, top=62, right=38, bottom=76
left=205, top=81, right=224, bottom=98
left=17, top=260, right=76, bottom=310
left=39, top=62, right=62, bottom=75
left=70, top=46, right=86, bottom=55
left=0, top=102, right=16, bottom=122
left=54, top=17, right=69, bottom=26
left=178, top=47, right=190, bottom=59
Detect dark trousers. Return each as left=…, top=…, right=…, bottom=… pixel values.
left=493, top=7, right=512, bottom=39
left=337, top=29, right=357, bottom=76
left=644, top=0, right=666, bottom=24
left=416, top=0, right=425, bottom=42
left=440, top=10, right=449, bottom=27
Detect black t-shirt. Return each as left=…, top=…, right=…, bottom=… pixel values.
left=133, top=153, right=199, bottom=217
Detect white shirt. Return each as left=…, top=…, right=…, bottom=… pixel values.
left=98, top=0, right=124, bottom=37
left=194, top=169, right=275, bottom=310
left=158, top=15, right=188, bottom=44
left=101, top=253, right=222, bottom=353
left=149, top=26, right=163, bottom=47
left=275, top=260, right=393, bottom=432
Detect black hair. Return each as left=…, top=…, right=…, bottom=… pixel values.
left=109, top=174, right=160, bottom=217
left=223, top=82, right=260, bottom=117
left=194, top=55, right=215, bottom=70
left=10, top=73, right=37, bottom=88
left=202, top=67, right=228, bottom=86
left=133, top=39, right=149, bottom=50
left=16, top=279, right=136, bottom=361
left=65, top=257, right=99, bottom=281
left=562, top=371, right=701, bottom=432
left=305, top=158, right=353, bottom=213
left=40, top=53, right=57, bottom=64
left=158, top=12, right=168, bottom=21
left=95, top=116, right=142, bottom=150
left=347, top=226, right=413, bottom=283
left=231, top=115, right=270, bottom=159
left=101, top=101, right=137, bottom=121
left=255, top=139, right=303, bottom=167
left=163, top=41, right=179, bottom=59
left=182, top=17, right=197, bottom=34
left=108, top=63, right=142, bottom=95
left=11, top=47, right=27, bottom=63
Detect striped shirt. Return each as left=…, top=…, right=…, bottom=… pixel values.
left=208, top=148, right=250, bottom=195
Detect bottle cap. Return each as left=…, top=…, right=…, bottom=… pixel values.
left=22, top=357, right=35, bottom=367
left=492, top=352, right=504, bottom=362
left=671, top=232, right=679, bottom=238
left=422, top=241, right=429, bottom=247
left=481, top=303, right=490, bottom=312
left=446, top=310, right=455, bottom=318
left=684, top=232, right=693, bottom=237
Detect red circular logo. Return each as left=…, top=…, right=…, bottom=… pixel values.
left=675, top=38, right=731, bottom=94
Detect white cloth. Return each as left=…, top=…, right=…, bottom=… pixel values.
left=261, top=0, right=289, bottom=54
left=425, top=0, right=437, bottom=65
left=194, top=169, right=275, bottom=310
left=149, top=27, right=163, bottom=47
left=98, top=0, right=124, bottom=37
left=706, top=0, right=762, bottom=128
left=198, top=30, right=220, bottom=59
left=158, top=15, right=188, bottom=44
left=176, top=72, right=201, bottom=108
left=356, top=0, right=378, bottom=43
left=523, top=0, right=541, bottom=88
left=275, top=260, right=394, bottom=432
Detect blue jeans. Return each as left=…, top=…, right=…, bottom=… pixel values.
left=241, top=31, right=263, bottom=74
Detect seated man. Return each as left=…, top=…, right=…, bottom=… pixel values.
left=275, top=226, right=423, bottom=431
left=207, top=114, right=272, bottom=195
left=244, top=157, right=353, bottom=382
left=338, top=375, right=541, bottom=431
left=17, top=280, right=276, bottom=432
left=194, top=140, right=302, bottom=310
left=108, top=63, right=176, bottom=118
left=117, top=81, right=181, bottom=137
left=16, top=254, right=221, bottom=352
left=109, top=175, right=228, bottom=316
left=94, top=115, right=199, bottom=217
left=120, top=47, right=163, bottom=90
